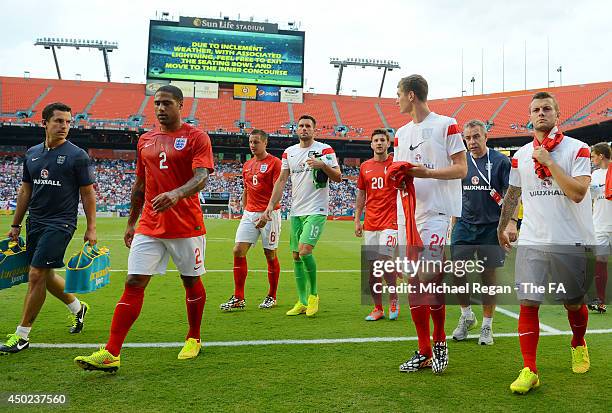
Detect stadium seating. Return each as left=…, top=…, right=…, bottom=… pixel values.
left=0, top=76, right=610, bottom=138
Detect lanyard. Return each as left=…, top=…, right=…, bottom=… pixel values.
left=470, top=149, right=491, bottom=187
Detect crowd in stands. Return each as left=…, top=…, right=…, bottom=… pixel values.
left=0, top=157, right=361, bottom=216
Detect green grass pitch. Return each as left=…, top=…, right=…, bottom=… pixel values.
left=0, top=217, right=610, bottom=412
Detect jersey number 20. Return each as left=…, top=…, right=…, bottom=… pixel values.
left=371, top=177, right=384, bottom=189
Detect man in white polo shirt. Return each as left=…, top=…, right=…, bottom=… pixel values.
left=498, top=91, right=594, bottom=395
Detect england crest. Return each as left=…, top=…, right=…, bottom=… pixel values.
left=174, top=137, right=187, bottom=150
left=56, top=155, right=66, bottom=165
left=259, top=164, right=268, bottom=173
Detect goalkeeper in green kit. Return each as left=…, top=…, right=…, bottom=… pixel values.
left=258, top=115, right=341, bottom=316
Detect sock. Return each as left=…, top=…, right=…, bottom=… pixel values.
left=382, top=271, right=398, bottom=303
left=518, top=305, right=540, bottom=373
left=301, top=254, right=318, bottom=296
left=567, top=304, right=588, bottom=348
left=293, top=259, right=308, bottom=305
left=16, top=326, right=31, bottom=340
left=266, top=257, right=280, bottom=299
left=594, top=261, right=608, bottom=303
left=461, top=305, right=472, bottom=317
left=185, top=278, right=206, bottom=341
left=233, top=256, right=248, bottom=300
left=106, top=284, right=145, bottom=356
left=409, top=304, right=432, bottom=357
left=482, top=316, right=493, bottom=328
left=369, top=272, right=383, bottom=309
left=67, top=298, right=81, bottom=315
left=430, top=305, right=446, bottom=342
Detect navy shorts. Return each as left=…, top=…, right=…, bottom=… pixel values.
left=26, top=224, right=74, bottom=269
left=451, top=220, right=505, bottom=268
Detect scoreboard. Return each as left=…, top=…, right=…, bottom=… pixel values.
left=146, top=16, right=305, bottom=88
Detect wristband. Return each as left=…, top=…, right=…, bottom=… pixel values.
left=11, top=224, right=22, bottom=228
left=510, top=218, right=519, bottom=224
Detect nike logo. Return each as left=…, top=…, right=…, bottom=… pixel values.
left=193, top=266, right=202, bottom=271
left=187, top=297, right=202, bottom=303
left=518, top=332, right=535, bottom=336
left=365, top=170, right=373, bottom=173
left=409, top=141, right=424, bottom=151
left=16, top=342, right=28, bottom=350
left=46, top=261, right=54, bottom=265
left=143, top=142, right=155, bottom=148
left=116, top=303, right=131, bottom=307
left=409, top=306, right=421, bottom=310
left=32, top=157, right=40, bottom=161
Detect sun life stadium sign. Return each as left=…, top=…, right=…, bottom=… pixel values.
left=179, top=16, right=279, bottom=34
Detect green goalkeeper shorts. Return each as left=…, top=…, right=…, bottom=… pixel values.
left=290, top=215, right=327, bottom=252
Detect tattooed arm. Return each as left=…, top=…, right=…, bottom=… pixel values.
left=497, top=185, right=521, bottom=251
left=151, top=168, right=209, bottom=213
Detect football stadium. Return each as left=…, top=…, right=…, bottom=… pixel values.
left=0, top=2, right=611, bottom=411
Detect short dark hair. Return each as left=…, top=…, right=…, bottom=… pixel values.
left=250, top=129, right=268, bottom=141
left=397, top=74, right=428, bottom=101
left=42, top=102, right=71, bottom=122
left=298, top=114, right=316, bottom=127
left=155, top=85, right=183, bottom=102
left=592, top=142, right=611, bottom=159
left=531, top=91, right=559, bottom=114
left=370, top=128, right=390, bottom=141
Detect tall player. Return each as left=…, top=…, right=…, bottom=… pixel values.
left=498, top=92, right=593, bottom=394
left=394, top=75, right=467, bottom=374
left=74, top=85, right=214, bottom=371
left=260, top=115, right=341, bottom=317
left=220, top=129, right=282, bottom=311
left=354, top=129, right=399, bottom=321
left=589, top=142, right=611, bottom=313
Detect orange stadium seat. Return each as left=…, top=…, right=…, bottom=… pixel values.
left=194, top=90, right=242, bottom=132
left=87, top=84, right=145, bottom=120
left=1, top=78, right=49, bottom=113
left=291, top=94, right=338, bottom=135
left=245, top=100, right=290, bottom=133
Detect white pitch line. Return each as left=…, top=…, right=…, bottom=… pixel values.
left=53, top=269, right=360, bottom=273
left=494, top=305, right=562, bottom=333
left=30, top=329, right=612, bottom=349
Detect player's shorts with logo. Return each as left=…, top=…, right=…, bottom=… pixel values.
left=364, top=229, right=398, bottom=259
left=515, top=245, right=587, bottom=303
left=594, top=231, right=611, bottom=256
left=128, top=233, right=206, bottom=276
left=235, top=209, right=281, bottom=249
left=25, top=220, right=74, bottom=269
left=398, top=212, right=449, bottom=262
left=450, top=220, right=505, bottom=268
left=290, top=214, right=326, bottom=252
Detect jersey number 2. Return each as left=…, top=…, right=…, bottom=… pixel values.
left=159, top=152, right=168, bottom=169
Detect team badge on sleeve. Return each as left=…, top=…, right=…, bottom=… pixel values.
left=174, top=137, right=188, bottom=150
left=260, top=164, right=268, bottom=173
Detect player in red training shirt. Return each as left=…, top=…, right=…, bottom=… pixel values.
left=355, top=129, right=400, bottom=321
left=220, top=129, right=282, bottom=311
left=75, top=85, right=214, bottom=371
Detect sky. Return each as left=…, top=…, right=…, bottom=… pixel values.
left=0, top=0, right=610, bottom=100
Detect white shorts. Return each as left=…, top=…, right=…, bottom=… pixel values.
left=398, top=212, right=450, bottom=261
left=364, top=229, right=398, bottom=259
left=594, top=231, right=612, bottom=256
left=515, top=245, right=587, bottom=303
left=235, top=210, right=281, bottom=250
left=127, top=234, right=206, bottom=277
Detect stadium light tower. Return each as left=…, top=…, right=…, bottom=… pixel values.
left=329, top=58, right=400, bottom=97
left=557, top=66, right=562, bottom=86
left=34, top=38, right=119, bottom=82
